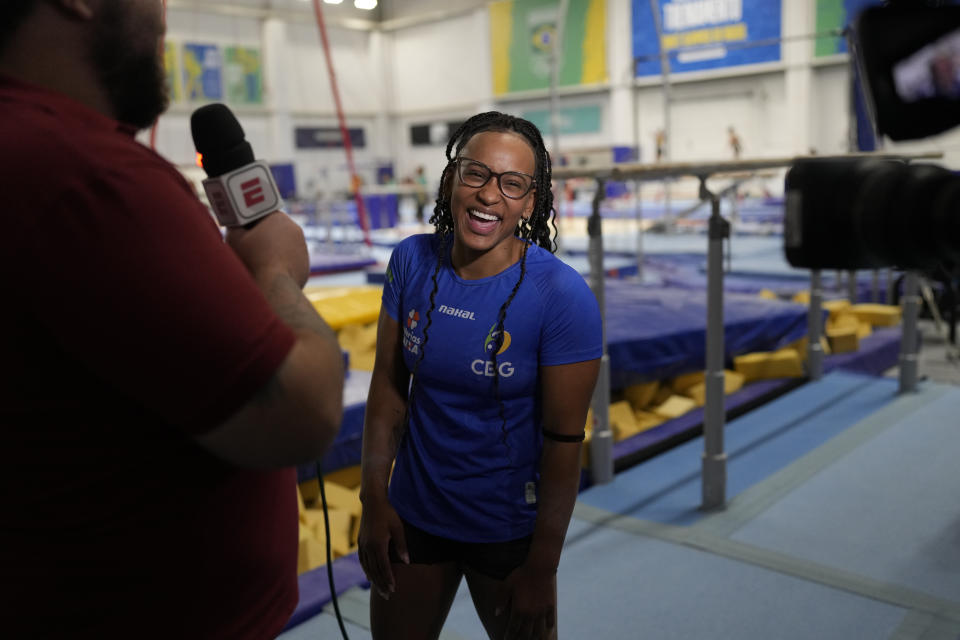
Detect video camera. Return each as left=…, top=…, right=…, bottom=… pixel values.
left=785, top=4, right=960, bottom=271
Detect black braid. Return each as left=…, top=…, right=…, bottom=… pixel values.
left=490, top=241, right=530, bottom=466
left=406, top=233, right=449, bottom=422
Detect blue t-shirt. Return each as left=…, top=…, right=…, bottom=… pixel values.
left=382, top=234, right=602, bottom=543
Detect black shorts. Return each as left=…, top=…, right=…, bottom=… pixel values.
left=388, top=520, right=532, bottom=581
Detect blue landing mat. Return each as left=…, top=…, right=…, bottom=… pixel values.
left=578, top=371, right=900, bottom=526
left=732, top=382, right=960, bottom=602
left=604, top=281, right=812, bottom=386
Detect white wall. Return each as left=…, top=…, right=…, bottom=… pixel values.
left=150, top=0, right=957, bottom=203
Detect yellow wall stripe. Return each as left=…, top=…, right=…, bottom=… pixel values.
left=490, top=1, right=513, bottom=96
left=582, top=0, right=607, bottom=84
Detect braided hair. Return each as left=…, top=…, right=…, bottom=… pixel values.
left=407, top=111, right=557, bottom=466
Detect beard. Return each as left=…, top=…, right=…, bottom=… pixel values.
left=90, top=2, right=169, bottom=130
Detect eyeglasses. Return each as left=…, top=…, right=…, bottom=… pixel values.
left=455, top=157, right=535, bottom=200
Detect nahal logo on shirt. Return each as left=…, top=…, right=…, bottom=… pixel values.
left=385, top=266, right=394, bottom=284
left=438, top=304, right=476, bottom=320
left=473, top=325, right=515, bottom=378
left=406, top=309, right=420, bottom=330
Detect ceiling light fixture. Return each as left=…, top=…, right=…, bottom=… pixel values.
left=354, top=0, right=377, bottom=9
left=323, top=0, right=344, bottom=5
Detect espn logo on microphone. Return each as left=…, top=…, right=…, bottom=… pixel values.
left=202, top=160, right=282, bottom=227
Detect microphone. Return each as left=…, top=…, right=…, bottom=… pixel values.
left=191, top=103, right=283, bottom=227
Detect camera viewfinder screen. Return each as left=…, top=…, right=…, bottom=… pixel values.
left=893, top=27, right=960, bottom=102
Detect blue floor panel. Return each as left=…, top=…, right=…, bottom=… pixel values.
left=579, top=371, right=900, bottom=526
left=733, top=382, right=960, bottom=602
left=442, top=519, right=907, bottom=640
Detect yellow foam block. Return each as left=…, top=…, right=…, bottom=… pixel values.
left=302, top=507, right=353, bottom=557
left=770, top=349, right=806, bottom=377
left=792, top=290, right=810, bottom=304
left=609, top=400, right=640, bottom=441
left=623, top=380, right=659, bottom=410
left=823, top=298, right=852, bottom=318
left=349, top=350, right=376, bottom=372
left=758, top=289, right=778, bottom=300
left=651, top=394, right=697, bottom=420
left=827, top=312, right=859, bottom=331
left=734, top=350, right=804, bottom=382
left=324, top=465, right=362, bottom=489
left=323, top=481, right=363, bottom=546
left=633, top=410, right=664, bottom=432
left=856, top=321, right=872, bottom=340
left=683, top=370, right=745, bottom=407
left=305, top=286, right=382, bottom=330
left=299, top=477, right=319, bottom=506
left=671, top=370, right=705, bottom=393
left=298, top=524, right=328, bottom=574
left=338, top=322, right=378, bottom=353
left=297, top=486, right=307, bottom=522
left=826, top=325, right=859, bottom=353
left=651, top=385, right=674, bottom=408
left=850, top=304, right=901, bottom=327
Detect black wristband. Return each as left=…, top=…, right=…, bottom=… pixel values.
left=542, top=428, right=585, bottom=443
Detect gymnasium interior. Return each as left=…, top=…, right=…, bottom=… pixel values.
left=147, top=1, right=960, bottom=638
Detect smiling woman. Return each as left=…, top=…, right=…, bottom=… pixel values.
left=358, top=111, right=603, bottom=640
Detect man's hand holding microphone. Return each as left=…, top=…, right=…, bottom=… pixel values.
left=191, top=104, right=344, bottom=469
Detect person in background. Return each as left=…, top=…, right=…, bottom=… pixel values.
left=414, top=164, right=429, bottom=224
left=728, top=125, right=743, bottom=159
left=0, top=1, right=344, bottom=637
left=655, top=128, right=667, bottom=162
left=358, top=111, right=602, bottom=640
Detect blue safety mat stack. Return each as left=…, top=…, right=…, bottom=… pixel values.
left=603, top=281, right=810, bottom=388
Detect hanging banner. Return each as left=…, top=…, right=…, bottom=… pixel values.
left=632, top=0, right=781, bottom=77
left=225, top=46, right=263, bottom=105
left=814, top=0, right=881, bottom=58
left=295, top=127, right=366, bottom=150
left=164, top=41, right=181, bottom=103
left=182, top=43, right=223, bottom=101
left=490, top=0, right=607, bottom=95
left=522, top=104, right=602, bottom=135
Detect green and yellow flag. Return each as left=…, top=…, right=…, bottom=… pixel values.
left=490, top=0, right=607, bottom=96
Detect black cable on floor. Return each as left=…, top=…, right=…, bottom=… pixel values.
left=317, top=468, right=350, bottom=640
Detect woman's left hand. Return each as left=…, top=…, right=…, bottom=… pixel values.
left=496, top=562, right=557, bottom=640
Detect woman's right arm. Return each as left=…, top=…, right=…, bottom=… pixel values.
left=358, top=306, right=411, bottom=598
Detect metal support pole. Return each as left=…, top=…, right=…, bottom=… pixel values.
left=588, top=178, right=614, bottom=484
left=847, top=269, right=857, bottom=303
left=701, top=179, right=729, bottom=510
left=899, top=271, right=921, bottom=394
left=807, top=270, right=825, bottom=380
left=634, top=180, right=644, bottom=280
left=647, top=0, right=673, bottom=229
left=871, top=269, right=880, bottom=303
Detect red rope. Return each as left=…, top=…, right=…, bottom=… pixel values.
left=311, top=0, right=372, bottom=247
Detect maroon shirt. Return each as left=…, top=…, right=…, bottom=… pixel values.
left=0, top=75, right=300, bottom=638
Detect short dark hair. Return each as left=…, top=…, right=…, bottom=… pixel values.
left=0, top=0, right=38, bottom=52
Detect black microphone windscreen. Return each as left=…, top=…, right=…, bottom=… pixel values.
left=190, top=103, right=255, bottom=177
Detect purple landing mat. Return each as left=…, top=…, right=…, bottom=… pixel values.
left=283, top=553, right=369, bottom=631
